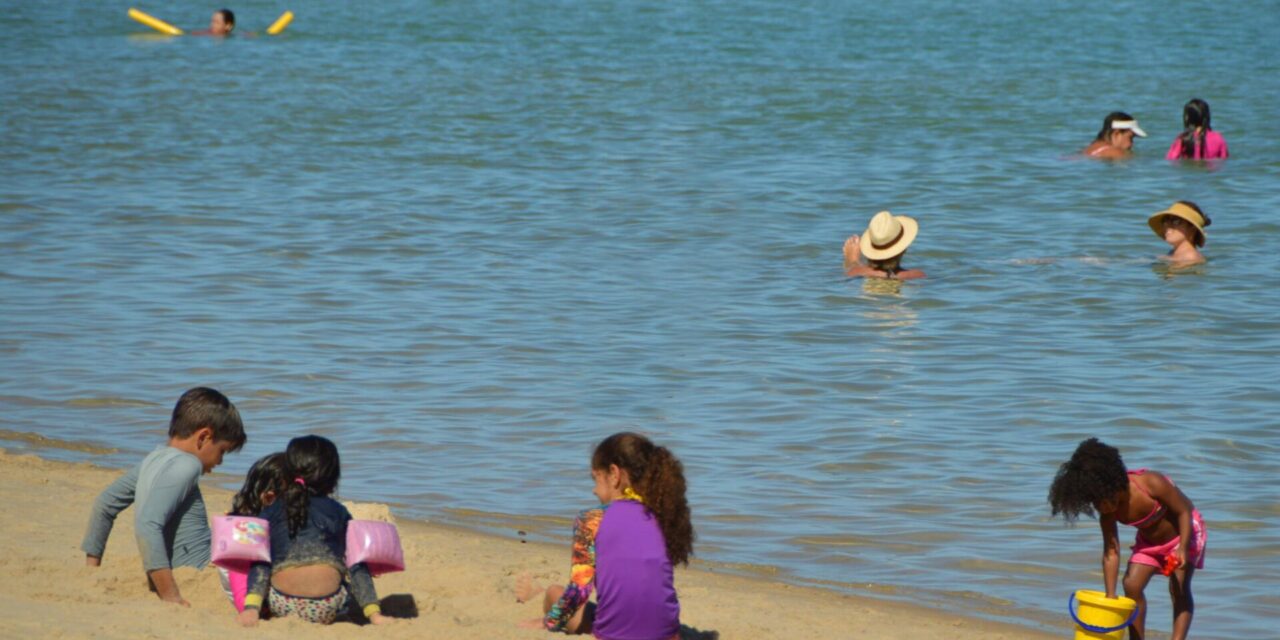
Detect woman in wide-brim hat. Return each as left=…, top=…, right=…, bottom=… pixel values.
left=843, top=211, right=925, bottom=280
left=1149, top=201, right=1211, bottom=266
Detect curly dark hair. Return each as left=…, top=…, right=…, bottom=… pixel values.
left=230, top=452, right=287, bottom=516
left=593, top=432, right=695, bottom=566
left=1048, top=438, right=1128, bottom=522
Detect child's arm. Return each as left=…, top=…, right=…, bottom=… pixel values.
left=134, top=455, right=201, bottom=603
left=339, top=507, right=388, bottom=624
left=1143, top=471, right=1195, bottom=567
left=1098, top=514, right=1121, bottom=598
left=81, top=465, right=140, bottom=565
left=348, top=562, right=388, bottom=623
left=148, top=569, right=189, bottom=607
left=239, top=561, right=271, bottom=626
left=545, top=508, right=605, bottom=631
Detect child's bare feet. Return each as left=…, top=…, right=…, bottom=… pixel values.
left=514, top=572, right=540, bottom=603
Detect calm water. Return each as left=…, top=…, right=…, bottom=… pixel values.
left=4, top=1, right=1280, bottom=636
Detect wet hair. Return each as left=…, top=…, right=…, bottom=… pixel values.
left=592, top=432, right=695, bottom=566
left=1166, top=200, right=1211, bottom=248
left=230, top=452, right=287, bottom=516
left=868, top=255, right=903, bottom=273
left=1177, top=99, right=1212, bottom=159
left=168, top=387, right=246, bottom=451
left=1094, top=111, right=1136, bottom=142
left=281, top=435, right=341, bottom=537
left=1048, top=438, right=1129, bottom=522
left=217, top=9, right=235, bottom=28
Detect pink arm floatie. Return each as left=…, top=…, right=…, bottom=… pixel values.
left=210, top=515, right=271, bottom=572
left=345, top=520, right=405, bottom=577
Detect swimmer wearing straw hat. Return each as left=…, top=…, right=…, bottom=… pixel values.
left=843, top=211, right=925, bottom=280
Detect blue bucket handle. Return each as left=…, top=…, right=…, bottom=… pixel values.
left=1068, top=592, right=1140, bottom=634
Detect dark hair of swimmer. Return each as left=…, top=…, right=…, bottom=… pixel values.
left=218, top=9, right=235, bottom=28
left=1094, top=111, right=1135, bottom=141
left=1173, top=200, right=1211, bottom=247
left=1177, top=99, right=1212, bottom=159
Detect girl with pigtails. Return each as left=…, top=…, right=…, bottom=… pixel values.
left=239, top=435, right=390, bottom=627
left=1166, top=99, right=1229, bottom=160
left=519, top=432, right=695, bottom=640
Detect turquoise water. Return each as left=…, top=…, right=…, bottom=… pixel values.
left=4, top=1, right=1280, bottom=635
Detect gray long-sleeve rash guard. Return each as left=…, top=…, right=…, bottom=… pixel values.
left=81, top=446, right=211, bottom=570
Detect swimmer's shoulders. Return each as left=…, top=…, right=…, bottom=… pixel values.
left=1083, top=143, right=1124, bottom=159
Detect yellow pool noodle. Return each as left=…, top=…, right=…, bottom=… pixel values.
left=266, top=11, right=294, bottom=35
left=128, top=8, right=183, bottom=36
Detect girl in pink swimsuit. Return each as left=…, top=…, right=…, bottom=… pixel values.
left=1049, top=438, right=1204, bottom=640
left=1166, top=99, right=1229, bottom=160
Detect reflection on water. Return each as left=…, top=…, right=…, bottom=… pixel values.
left=1152, top=260, right=1208, bottom=280
left=860, top=277, right=905, bottom=298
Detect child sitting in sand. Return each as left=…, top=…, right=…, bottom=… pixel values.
left=219, top=452, right=286, bottom=612
left=1083, top=112, right=1147, bottom=159
left=81, top=387, right=246, bottom=606
left=843, top=210, right=925, bottom=280
left=518, top=432, right=694, bottom=640
left=1049, top=438, right=1205, bottom=640
left=1149, top=201, right=1211, bottom=266
left=239, top=435, right=390, bottom=626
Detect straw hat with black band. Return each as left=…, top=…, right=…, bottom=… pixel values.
left=859, top=211, right=919, bottom=261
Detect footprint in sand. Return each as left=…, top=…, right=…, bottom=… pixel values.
left=514, top=572, right=540, bottom=603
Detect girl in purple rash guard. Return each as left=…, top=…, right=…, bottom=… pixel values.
left=521, top=432, right=694, bottom=640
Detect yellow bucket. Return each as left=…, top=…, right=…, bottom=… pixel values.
left=1069, top=590, right=1138, bottom=640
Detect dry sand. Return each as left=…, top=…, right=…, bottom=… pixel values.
left=0, top=448, right=1058, bottom=639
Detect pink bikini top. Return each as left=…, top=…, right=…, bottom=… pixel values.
left=1120, top=469, right=1167, bottom=528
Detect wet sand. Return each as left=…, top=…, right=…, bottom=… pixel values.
left=0, top=448, right=1057, bottom=639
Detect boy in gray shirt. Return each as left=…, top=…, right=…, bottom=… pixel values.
left=82, top=387, right=246, bottom=605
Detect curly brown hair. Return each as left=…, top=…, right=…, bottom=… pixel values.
left=1048, top=438, right=1128, bottom=522
left=593, top=432, right=695, bottom=566
left=230, top=452, right=287, bottom=516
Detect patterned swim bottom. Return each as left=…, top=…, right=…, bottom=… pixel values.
left=269, top=585, right=349, bottom=624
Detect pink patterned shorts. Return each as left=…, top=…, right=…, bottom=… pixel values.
left=1130, top=509, right=1206, bottom=571
left=268, top=585, right=349, bottom=624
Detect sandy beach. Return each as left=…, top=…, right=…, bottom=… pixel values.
left=0, top=448, right=1057, bottom=639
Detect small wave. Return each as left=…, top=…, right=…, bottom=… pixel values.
left=64, top=397, right=154, bottom=408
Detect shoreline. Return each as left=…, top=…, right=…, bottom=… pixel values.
left=0, top=443, right=1059, bottom=638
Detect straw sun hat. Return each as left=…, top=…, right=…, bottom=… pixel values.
left=1148, top=202, right=1208, bottom=247
left=859, top=211, right=919, bottom=260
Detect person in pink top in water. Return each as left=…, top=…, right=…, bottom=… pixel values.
left=1166, top=99, right=1229, bottom=160
left=1049, top=438, right=1205, bottom=640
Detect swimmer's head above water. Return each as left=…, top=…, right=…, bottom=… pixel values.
left=1087, top=111, right=1146, bottom=156
left=210, top=9, right=235, bottom=36
left=1149, top=200, right=1210, bottom=266
left=843, top=210, right=925, bottom=280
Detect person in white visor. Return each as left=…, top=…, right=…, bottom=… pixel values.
left=1083, top=111, right=1147, bottom=159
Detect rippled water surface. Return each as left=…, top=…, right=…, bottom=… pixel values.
left=4, top=1, right=1280, bottom=636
